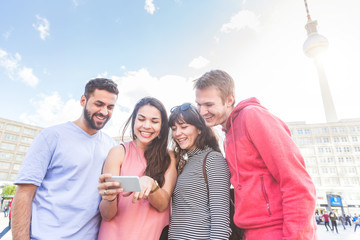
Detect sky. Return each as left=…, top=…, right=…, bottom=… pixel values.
left=1, top=0, right=360, bottom=137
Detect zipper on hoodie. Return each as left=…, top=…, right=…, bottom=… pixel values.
left=260, top=175, right=272, bottom=216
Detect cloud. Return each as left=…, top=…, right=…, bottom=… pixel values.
left=0, top=48, right=39, bottom=87
left=33, top=15, right=50, bottom=40
left=220, top=10, right=260, bottom=33
left=144, top=0, right=156, bottom=14
left=72, top=0, right=79, bottom=7
left=20, top=92, right=81, bottom=127
left=3, top=27, right=14, bottom=40
left=18, top=67, right=39, bottom=87
left=188, top=56, right=210, bottom=69
left=19, top=69, right=195, bottom=136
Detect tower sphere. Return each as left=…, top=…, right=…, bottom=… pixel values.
left=303, top=33, right=329, bottom=58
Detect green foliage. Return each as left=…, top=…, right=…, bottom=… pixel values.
left=1, top=185, right=17, bottom=198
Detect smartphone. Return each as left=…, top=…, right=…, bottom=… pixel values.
left=105, top=176, right=141, bottom=192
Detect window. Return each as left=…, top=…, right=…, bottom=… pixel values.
left=332, top=128, right=338, bottom=133
left=341, top=137, right=348, bottom=142
left=352, top=136, right=358, bottom=142
left=316, top=138, right=322, bottom=144
left=300, top=148, right=314, bottom=155
left=10, top=174, right=17, bottom=181
left=354, top=146, right=360, bottom=152
left=0, top=162, right=10, bottom=170
left=18, top=146, right=29, bottom=153
left=350, top=178, right=359, bottom=185
left=334, top=137, right=340, bottom=142
left=0, top=172, right=8, bottom=180
left=327, top=157, right=334, bottom=163
left=0, top=152, right=13, bottom=160
left=23, top=128, right=37, bottom=136
left=322, top=128, right=329, bottom=134
left=344, top=146, right=351, bottom=152
left=349, top=127, right=356, bottom=133
left=13, top=164, right=21, bottom=171
left=297, top=129, right=303, bottom=135
left=21, top=137, right=33, bottom=144
left=307, top=167, right=318, bottom=175
left=0, top=143, right=16, bottom=151
left=304, top=158, right=316, bottom=165
left=338, top=157, right=344, bottom=163
left=339, top=127, right=346, bottom=133
left=321, top=168, right=328, bottom=174
left=345, top=157, right=353, bottom=163
left=2, top=134, right=18, bottom=142
left=5, top=124, right=20, bottom=132
left=15, top=155, right=24, bottom=161
left=323, top=137, right=330, bottom=143
left=336, top=147, right=342, bottom=153
left=339, top=167, right=347, bottom=174
left=304, top=129, right=311, bottom=135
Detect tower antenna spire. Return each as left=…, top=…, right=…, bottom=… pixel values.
left=304, top=0, right=312, bottom=22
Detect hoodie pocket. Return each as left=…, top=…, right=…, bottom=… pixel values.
left=260, top=175, right=272, bottom=216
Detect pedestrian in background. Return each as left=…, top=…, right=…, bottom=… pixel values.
left=329, top=212, right=338, bottom=234
left=322, top=211, right=330, bottom=231
left=339, top=215, right=346, bottom=230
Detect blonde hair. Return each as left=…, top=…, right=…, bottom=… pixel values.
left=193, top=70, right=235, bottom=105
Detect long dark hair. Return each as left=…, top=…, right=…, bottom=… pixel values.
left=169, top=103, right=220, bottom=172
left=122, top=97, right=170, bottom=186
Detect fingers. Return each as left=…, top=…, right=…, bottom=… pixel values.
left=130, top=176, right=155, bottom=203
left=98, top=173, right=123, bottom=201
left=98, top=173, right=112, bottom=183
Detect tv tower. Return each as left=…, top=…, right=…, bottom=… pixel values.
left=303, top=0, right=338, bottom=122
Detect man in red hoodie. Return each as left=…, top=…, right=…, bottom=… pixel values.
left=194, top=69, right=317, bottom=240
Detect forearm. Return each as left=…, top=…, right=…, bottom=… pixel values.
left=148, top=188, right=170, bottom=212
left=99, top=198, right=118, bottom=221
left=12, top=185, right=37, bottom=240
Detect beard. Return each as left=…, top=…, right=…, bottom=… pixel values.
left=84, top=106, right=109, bottom=130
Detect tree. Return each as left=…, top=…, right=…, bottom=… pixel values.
left=1, top=185, right=17, bottom=198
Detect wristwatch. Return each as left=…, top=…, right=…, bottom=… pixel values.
left=150, top=180, right=160, bottom=194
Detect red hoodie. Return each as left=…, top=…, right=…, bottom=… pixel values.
left=224, top=98, right=317, bottom=240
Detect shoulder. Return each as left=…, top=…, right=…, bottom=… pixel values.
left=205, top=150, right=227, bottom=167
left=206, top=150, right=224, bottom=160
left=109, top=144, right=126, bottom=155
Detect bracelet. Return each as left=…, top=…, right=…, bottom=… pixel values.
left=104, top=197, right=117, bottom=202
left=150, top=180, right=160, bottom=194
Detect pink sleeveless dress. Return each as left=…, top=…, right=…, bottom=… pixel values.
left=98, top=141, right=169, bottom=240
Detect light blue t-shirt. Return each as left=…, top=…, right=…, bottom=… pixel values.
left=15, top=121, right=115, bottom=240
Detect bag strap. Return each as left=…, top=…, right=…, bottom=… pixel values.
left=202, top=151, right=213, bottom=199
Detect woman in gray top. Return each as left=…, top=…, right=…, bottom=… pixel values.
left=168, top=103, right=231, bottom=239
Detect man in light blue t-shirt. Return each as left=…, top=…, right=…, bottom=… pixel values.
left=11, top=78, right=119, bottom=240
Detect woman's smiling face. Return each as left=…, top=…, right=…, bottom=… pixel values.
left=134, top=104, right=162, bottom=149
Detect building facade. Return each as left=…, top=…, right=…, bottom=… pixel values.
left=0, top=118, right=42, bottom=185
left=288, top=119, right=360, bottom=215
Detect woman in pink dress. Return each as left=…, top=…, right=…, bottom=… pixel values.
left=97, top=97, right=177, bottom=240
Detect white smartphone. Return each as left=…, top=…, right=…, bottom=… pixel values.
left=105, top=176, right=141, bottom=192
